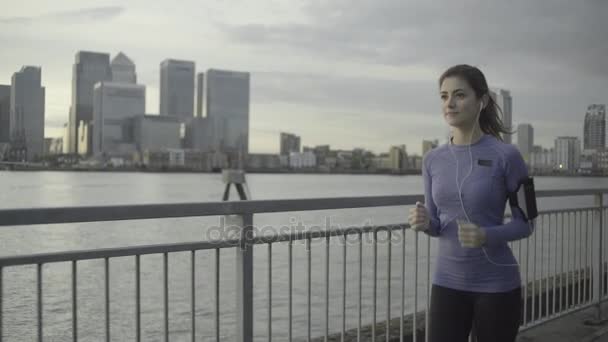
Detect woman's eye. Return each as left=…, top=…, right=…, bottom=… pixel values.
left=456, top=93, right=465, bottom=99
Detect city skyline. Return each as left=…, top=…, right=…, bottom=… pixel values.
left=1, top=1, right=606, bottom=155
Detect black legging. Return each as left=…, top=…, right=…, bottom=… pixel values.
left=429, top=284, right=521, bottom=342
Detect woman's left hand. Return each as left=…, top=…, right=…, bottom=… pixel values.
left=457, top=220, right=486, bottom=248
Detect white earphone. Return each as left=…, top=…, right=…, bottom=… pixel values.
left=447, top=98, right=529, bottom=267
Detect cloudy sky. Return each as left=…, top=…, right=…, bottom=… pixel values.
left=1, top=0, right=606, bottom=155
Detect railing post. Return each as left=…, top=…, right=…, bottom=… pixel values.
left=222, top=170, right=254, bottom=342
left=586, top=192, right=607, bottom=326
left=234, top=213, right=254, bottom=342
left=599, top=193, right=604, bottom=321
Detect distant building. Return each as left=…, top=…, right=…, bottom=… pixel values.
left=77, top=121, right=91, bottom=155
left=133, top=114, right=181, bottom=152
left=142, top=148, right=183, bottom=169
left=111, top=52, right=137, bottom=84
left=0, top=85, right=10, bottom=143
left=11, top=66, right=45, bottom=161
left=183, top=117, right=214, bottom=152
left=45, top=138, right=63, bottom=155
left=62, top=123, right=70, bottom=154
left=289, top=151, right=316, bottom=169
left=372, top=153, right=392, bottom=170
left=141, top=149, right=227, bottom=171
left=580, top=149, right=595, bottom=174
left=196, top=72, right=204, bottom=117
left=335, top=150, right=354, bottom=169
left=583, top=104, right=606, bottom=151
left=389, top=145, right=408, bottom=171
left=422, top=139, right=439, bottom=156
left=280, top=132, right=301, bottom=155
left=247, top=153, right=281, bottom=169
left=410, top=155, right=423, bottom=171
left=69, top=51, right=112, bottom=154
left=306, top=145, right=330, bottom=166
left=596, top=151, right=608, bottom=174
left=516, top=123, right=534, bottom=164
left=530, top=145, right=555, bottom=173
left=555, top=137, right=581, bottom=172
left=206, top=69, right=250, bottom=165
left=92, top=82, right=145, bottom=155
left=160, top=59, right=195, bottom=120
left=490, top=88, right=513, bottom=144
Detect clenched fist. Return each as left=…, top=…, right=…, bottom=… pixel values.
left=457, top=220, right=486, bottom=248
left=408, top=201, right=430, bottom=232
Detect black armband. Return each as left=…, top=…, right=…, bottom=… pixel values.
left=507, top=177, right=538, bottom=222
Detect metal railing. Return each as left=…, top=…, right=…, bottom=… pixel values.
left=0, top=189, right=606, bottom=341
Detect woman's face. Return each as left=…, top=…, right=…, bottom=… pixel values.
left=439, top=76, right=483, bottom=129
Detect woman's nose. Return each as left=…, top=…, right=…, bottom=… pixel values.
left=446, top=97, right=456, bottom=108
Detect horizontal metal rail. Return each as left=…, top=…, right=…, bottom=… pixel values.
left=0, top=189, right=605, bottom=227
left=0, top=189, right=605, bottom=342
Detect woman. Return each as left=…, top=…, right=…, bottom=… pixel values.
left=407, top=64, right=533, bottom=342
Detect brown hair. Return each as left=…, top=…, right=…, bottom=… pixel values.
left=439, top=64, right=513, bottom=141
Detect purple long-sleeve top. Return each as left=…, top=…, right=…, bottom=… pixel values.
left=422, top=133, right=533, bottom=293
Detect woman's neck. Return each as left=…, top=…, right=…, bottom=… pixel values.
left=450, top=126, right=483, bottom=145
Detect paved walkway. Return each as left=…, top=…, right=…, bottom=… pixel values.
left=517, top=301, right=608, bottom=342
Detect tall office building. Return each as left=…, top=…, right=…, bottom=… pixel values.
left=10, top=66, right=45, bottom=161
left=0, top=85, right=10, bottom=143
left=555, top=137, right=581, bottom=172
left=280, top=132, right=301, bottom=155
left=490, top=89, right=513, bottom=144
left=160, top=59, right=195, bottom=120
left=69, top=51, right=112, bottom=154
left=206, top=69, right=250, bottom=159
left=111, top=52, right=137, bottom=84
left=583, top=104, right=606, bottom=151
left=196, top=72, right=205, bottom=118
left=517, top=123, right=534, bottom=164
left=92, top=82, right=145, bottom=155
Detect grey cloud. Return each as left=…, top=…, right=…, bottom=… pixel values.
left=220, top=1, right=608, bottom=79
left=0, top=6, right=124, bottom=24
left=252, top=71, right=438, bottom=115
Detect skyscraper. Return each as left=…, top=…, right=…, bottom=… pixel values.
left=583, top=104, right=606, bottom=151
left=111, top=52, right=137, bottom=84
left=555, top=137, right=581, bottom=172
left=280, top=132, right=301, bottom=155
left=0, top=85, right=10, bottom=143
left=196, top=72, right=205, bottom=118
left=160, top=59, right=195, bottom=120
left=517, top=123, right=534, bottom=164
left=206, top=69, right=250, bottom=159
left=490, top=89, right=513, bottom=144
left=69, top=51, right=112, bottom=154
left=10, top=66, right=45, bottom=161
left=92, top=82, right=145, bottom=155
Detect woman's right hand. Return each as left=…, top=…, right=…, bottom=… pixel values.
left=408, top=201, right=430, bottom=232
